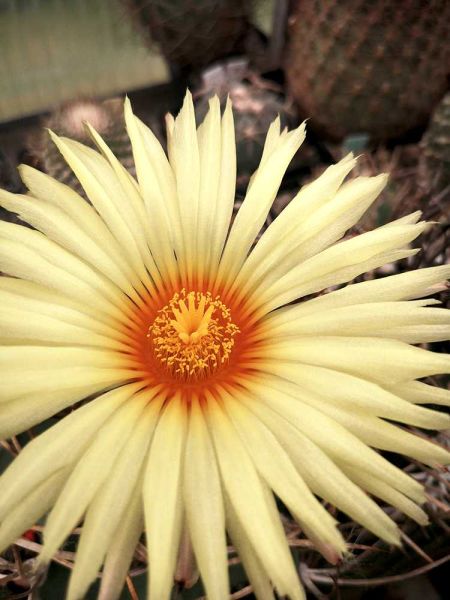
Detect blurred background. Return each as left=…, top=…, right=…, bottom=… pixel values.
left=0, top=1, right=449, bottom=599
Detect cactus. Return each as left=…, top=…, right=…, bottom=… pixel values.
left=420, top=93, right=450, bottom=193
left=285, top=0, right=450, bottom=141
left=124, top=0, right=249, bottom=68
left=32, top=98, right=134, bottom=193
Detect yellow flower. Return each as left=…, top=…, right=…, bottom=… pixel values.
left=1, top=92, right=450, bottom=600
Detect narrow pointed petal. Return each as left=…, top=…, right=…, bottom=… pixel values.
left=0, top=469, right=68, bottom=553
left=39, top=395, right=148, bottom=565
left=205, top=397, right=304, bottom=599
left=255, top=220, right=427, bottom=312
left=236, top=173, right=386, bottom=298
left=344, top=467, right=429, bottom=525
left=66, top=397, right=161, bottom=600
left=286, top=264, right=450, bottom=317
left=0, top=385, right=138, bottom=521
left=209, top=98, right=236, bottom=277
left=98, top=488, right=143, bottom=600
left=390, top=380, right=450, bottom=406
left=218, top=122, right=306, bottom=289
left=221, top=390, right=346, bottom=559
left=257, top=362, right=450, bottom=428
left=226, top=498, right=278, bottom=600
left=258, top=336, right=450, bottom=384
left=237, top=390, right=401, bottom=546
left=144, top=397, right=187, bottom=600
left=183, top=400, right=229, bottom=600
left=245, top=377, right=426, bottom=503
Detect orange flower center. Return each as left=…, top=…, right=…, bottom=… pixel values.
left=147, top=290, right=240, bottom=381
left=125, top=282, right=261, bottom=399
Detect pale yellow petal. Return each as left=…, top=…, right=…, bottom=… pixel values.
left=0, top=307, right=129, bottom=351
left=123, top=99, right=180, bottom=285
left=0, top=287, right=129, bottom=342
left=47, top=133, right=153, bottom=290
left=256, top=361, right=450, bottom=428
left=234, top=154, right=357, bottom=290
left=18, top=164, right=146, bottom=289
left=0, top=346, right=124, bottom=371
left=344, top=467, right=429, bottom=525
left=221, top=389, right=345, bottom=559
left=0, top=385, right=138, bottom=520
left=144, top=397, right=187, bottom=600
left=0, top=276, right=130, bottom=332
left=0, top=189, right=140, bottom=299
left=265, top=301, right=449, bottom=341
left=39, top=393, right=148, bottom=565
left=225, top=498, right=277, bottom=600
left=0, top=380, right=133, bottom=441
left=0, top=469, right=68, bottom=553
left=66, top=397, right=161, bottom=600
left=171, top=91, right=200, bottom=285
left=258, top=336, right=450, bottom=384
left=99, top=487, right=143, bottom=600
left=283, top=264, right=450, bottom=318
left=258, top=115, right=282, bottom=167
left=0, top=223, right=131, bottom=320
left=0, top=366, right=134, bottom=402
left=236, top=173, right=386, bottom=298
left=218, top=122, right=306, bottom=290
left=390, top=380, right=450, bottom=406
left=205, top=396, right=304, bottom=599
left=208, top=97, right=236, bottom=278
left=311, top=400, right=450, bottom=466
left=254, top=219, right=427, bottom=313
left=183, top=400, right=229, bottom=600
left=243, top=396, right=401, bottom=545
left=244, top=377, right=425, bottom=503
left=196, top=96, right=222, bottom=281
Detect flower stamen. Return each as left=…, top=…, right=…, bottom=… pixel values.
left=148, top=290, right=240, bottom=381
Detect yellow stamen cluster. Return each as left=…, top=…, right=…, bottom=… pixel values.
left=148, top=290, right=240, bottom=380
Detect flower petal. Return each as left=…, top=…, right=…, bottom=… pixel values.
left=218, top=122, right=306, bottom=290
left=39, top=391, right=148, bottom=565
left=66, top=396, right=162, bottom=600
left=183, top=400, right=229, bottom=600
left=0, top=468, right=68, bottom=554
left=98, top=488, right=143, bottom=600
left=144, top=397, right=187, bottom=600
left=244, top=376, right=425, bottom=503
left=205, top=396, right=304, bottom=599
left=242, top=395, right=401, bottom=545
left=222, top=388, right=346, bottom=560
left=257, top=336, right=450, bottom=384
left=254, top=219, right=427, bottom=313
left=236, top=172, right=385, bottom=297
left=0, top=385, right=138, bottom=522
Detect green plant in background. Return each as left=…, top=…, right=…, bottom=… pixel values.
left=33, top=99, right=134, bottom=193
left=285, top=0, right=450, bottom=141
left=421, top=93, right=450, bottom=194
left=124, top=0, right=249, bottom=68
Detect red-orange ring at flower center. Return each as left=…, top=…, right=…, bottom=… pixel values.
left=121, top=282, right=263, bottom=399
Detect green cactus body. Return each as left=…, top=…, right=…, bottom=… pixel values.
left=421, top=93, right=450, bottom=193
left=35, top=99, right=134, bottom=193
left=125, top=0, right=248, bottom=67
left=285, top=0, right=450, bottom=141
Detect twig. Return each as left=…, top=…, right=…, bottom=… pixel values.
left=400, top=530, right=433, bottom=564
left=126, top=575, right=140, bottom=600
left=307, top=553, right=450, bottom=587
